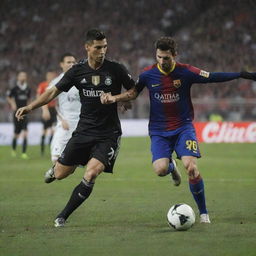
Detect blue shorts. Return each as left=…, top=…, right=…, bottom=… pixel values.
left=150, top=125, right=201, bottom=162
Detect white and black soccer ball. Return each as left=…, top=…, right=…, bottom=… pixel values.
left=167, top=203, right=196, bottom=231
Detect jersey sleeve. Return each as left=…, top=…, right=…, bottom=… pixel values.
left=186, top=65, right=240, bottom=83
left=55, top=67, right=75, bottom=92
left=118, top=64, right=135, bottom=90
left=28, top=88, right=31, bottom=98
left=135, top=73, right=146, bottom=95
left=6, top=88, right=13, bottom=97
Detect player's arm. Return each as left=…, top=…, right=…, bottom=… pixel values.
left=6, top=96, right=17, bottom=111
left=240, top=71, right=256, bottom=81
left=202, top=71, right=256, bottom=83
left=55, top=106, right=70, bottom=130
left=101, top=71, right=146, bottom=104
left=15, top=86, right=62, bottom=121
left=42, top=105, right=51, bottom=121
left=101, top=87, right=138, bottom=104
left=189, top=66, right=256, bottom=83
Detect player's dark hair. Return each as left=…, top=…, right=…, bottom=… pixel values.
left=155, top=37, right=177, bottom=56
left=60, top=53, right=75, bottom=62
left=85, top=29, right=106, bottom=43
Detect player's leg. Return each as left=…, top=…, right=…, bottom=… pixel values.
left=54, top=158, right=104, bottom=227
left=11, top=133, right=18, bottom=157
left=151, top=135, right=181, bottom=186
left=21, top=118, right=29, bottom=159
left=181, top=156, right=210, bottom=223
left=40, top=122, right=47, bottom=156
left=48, top=107, right=57, bottom=145
left=54, top=134, right=121, bottom=227
left=21, top=130, right=28, bottom=159
left=12, top=116, right=20, bottom=157
left=50, top=122, right=68, bottom=164
left=175, top=126, right=210, bottom=223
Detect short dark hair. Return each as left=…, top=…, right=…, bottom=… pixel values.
left=155, top=37, right=177, bottom=56
left=60, top=53, right=75, bottom=62
left=85, top=29, right=106, bottom=43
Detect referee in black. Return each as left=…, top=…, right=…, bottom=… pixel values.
left=15, top=29, right=136, bottom=227
left=7, top=71, right=31, bottom=159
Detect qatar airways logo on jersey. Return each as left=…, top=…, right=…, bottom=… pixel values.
left=154, top=92, right=180, bottom=103
left=82, top=89, right=104, bottom=97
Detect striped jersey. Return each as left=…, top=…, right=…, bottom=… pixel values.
left=135, top=62, right=240, bottom=135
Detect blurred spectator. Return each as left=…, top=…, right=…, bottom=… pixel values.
left=0, top=0, right=255, bottom=121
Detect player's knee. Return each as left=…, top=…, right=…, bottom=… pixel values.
left=85, top=168, right=101, bottom=182
left=51, top=155, right=58, bottom=164
left=184, top=161, right=199, bottom=178
left=154, top=165, right=168, bottom=177
left=54, top=165, right=75, bottom=180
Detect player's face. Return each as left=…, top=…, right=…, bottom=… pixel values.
left=17, top=72, right=27, bottom=83
left=156, top=49, right=175, bottom=72
left=85, top=39, right=107, bottom=64
left=61, top=56, right=76, bottom=72
left=46, top=71, right=57, bottom=82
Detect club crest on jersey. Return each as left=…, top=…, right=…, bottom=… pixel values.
left=199, top=70, right=210, bottom=78
left=92, top=75, right=100, bottom=86
left=173, top=79, right=181, bottom=88
left=105, top=76, right=112, bottom=86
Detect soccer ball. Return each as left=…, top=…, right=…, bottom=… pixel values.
left=167, top=203, right=195, bottom=231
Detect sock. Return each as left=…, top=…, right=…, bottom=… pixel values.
left=189, top=175, right=207, bottom=214
left=49, top=134, right=53, bottom=145
left=12, top=137, right=17, bottom=151
left=166, top=161, right=174, bottom=175
left=56, top=178, right=94, bottom=220
left=22, top=138, right=27, bottom=153
left=41, top=135, right=45, bottom=154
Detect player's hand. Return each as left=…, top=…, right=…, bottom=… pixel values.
left=61, top=119, right=69, bottom=130
left=100, top=92, right=116, bottom=104
left=240, top=71, right=256, bottom=81
left=15, top=106, right=32, bottom=121
left=42, top=110, right=50, bottom=120
left=118, top=101, right=132, bottom=113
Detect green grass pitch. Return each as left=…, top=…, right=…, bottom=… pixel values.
left=1, top=137, right=256, bottom=256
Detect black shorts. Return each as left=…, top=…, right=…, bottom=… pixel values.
left=13, top=113, right=28, bottom=134
left=58, top=133, right=121, bottom=173
left=42, top=107, right=57, bottom=129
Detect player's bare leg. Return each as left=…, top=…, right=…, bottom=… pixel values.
left=153, top=158, right=181, bottom=186
left=44, top=161, right=76, bottom=183
left=181, top=156, right=210, bottom=223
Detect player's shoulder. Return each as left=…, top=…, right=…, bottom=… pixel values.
left=175, top=62, right=200, bottom=74
left=49, top=73, right=64, bottom=87
left=144, top=64, right=157, bottom=72
left=38, top=81, right=48, bottom=89
left=68, top=59, right=87, bottom=71
left=104, top=59, right=126, bottom=69
left=139, top=64, right=157, bottom=77
left=175, top=62, right=190, bottom=69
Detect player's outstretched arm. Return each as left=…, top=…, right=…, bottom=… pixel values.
left=15, top=86, right=61, bottom=121
left=240, top=71, right=256, bottom=81
left=101, top=87, right=138, bottom=104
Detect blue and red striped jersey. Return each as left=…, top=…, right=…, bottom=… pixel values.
left=135, top=62, right=240, bottom=134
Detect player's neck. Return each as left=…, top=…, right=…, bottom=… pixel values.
left=87, top=58, right=104, bottom=70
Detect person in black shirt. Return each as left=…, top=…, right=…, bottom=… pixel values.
left=15, top=29, right=135, bottom=227
left=6, top=71, right=31, bottom=159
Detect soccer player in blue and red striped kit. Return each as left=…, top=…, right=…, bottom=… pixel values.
left=101, top=36, right=256, bottom=224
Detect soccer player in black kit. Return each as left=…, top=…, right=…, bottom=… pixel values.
left=7, top=71, right=31, bottom=159
left=15, top=29, right=135, bottom=227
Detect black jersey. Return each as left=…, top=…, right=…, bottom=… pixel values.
left=55, top=59, right=135, bottom=136
left=6, top=85, right=31, bottom=108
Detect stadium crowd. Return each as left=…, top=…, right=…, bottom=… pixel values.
left=1, top=0, right=256, bottom=121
